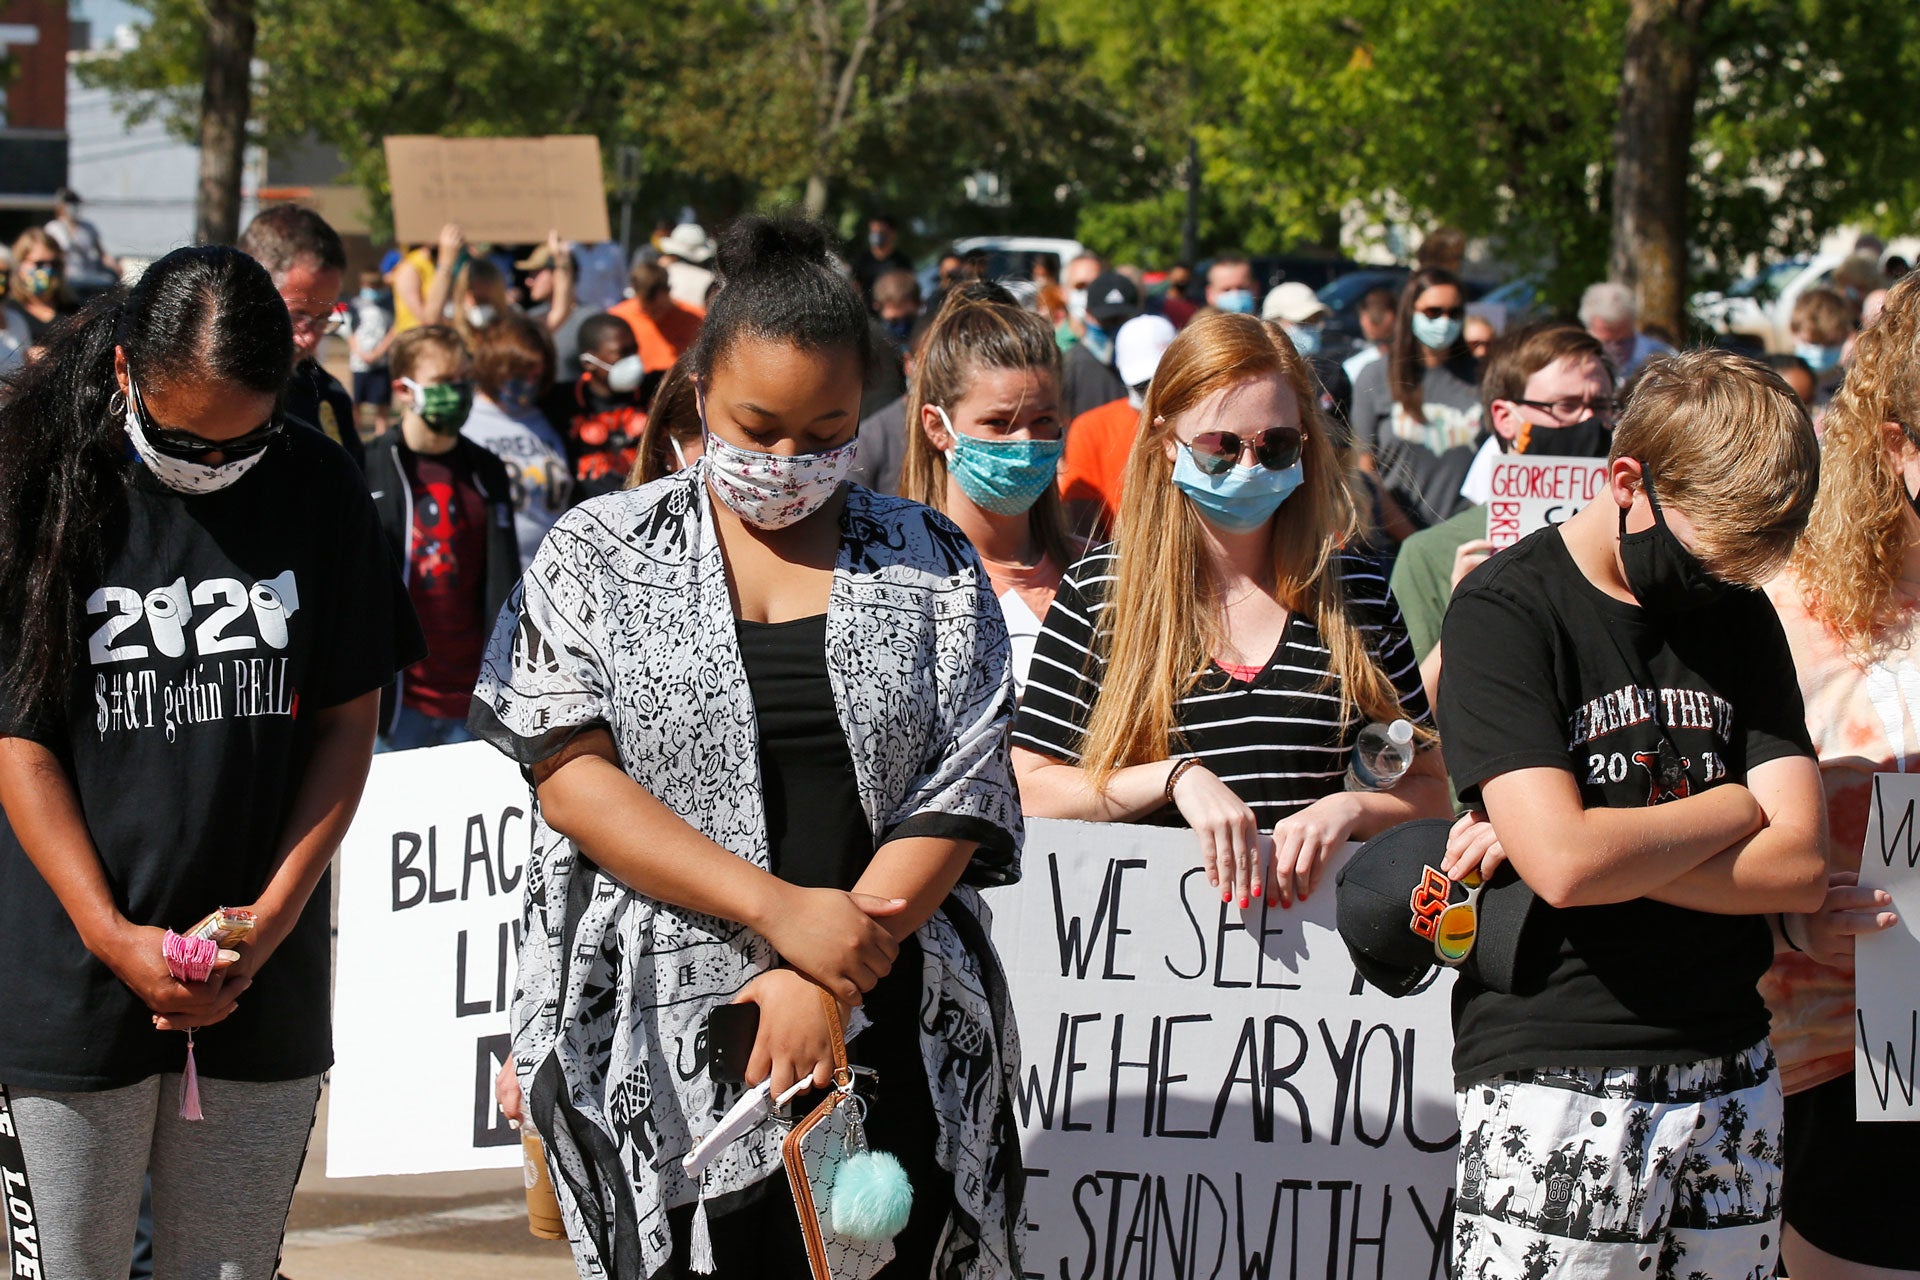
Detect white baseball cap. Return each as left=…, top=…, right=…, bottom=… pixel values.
left=1115, top=315, right=1178, bottom=388
left=1261, top=281, right=1330, bottom=325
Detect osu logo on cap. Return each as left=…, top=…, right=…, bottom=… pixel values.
left=1407, top=866, right=1482, bottom=965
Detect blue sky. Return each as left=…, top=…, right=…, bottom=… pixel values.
left=72, top=0, right=145, bottom=47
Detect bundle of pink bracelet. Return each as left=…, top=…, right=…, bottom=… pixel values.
left=161, top=930, right=219, bottom=1121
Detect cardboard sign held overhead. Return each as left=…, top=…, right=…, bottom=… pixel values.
left=385, top=136, right=611, bottom=247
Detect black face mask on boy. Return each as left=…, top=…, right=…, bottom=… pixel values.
left=1617, top=473, right=1731, bottom=614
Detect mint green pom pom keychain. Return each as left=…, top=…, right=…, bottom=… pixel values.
left=828, top=1092, right=913, bottom=1242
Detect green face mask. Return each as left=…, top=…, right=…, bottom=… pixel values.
left=402, top=378, right=474, bottom=435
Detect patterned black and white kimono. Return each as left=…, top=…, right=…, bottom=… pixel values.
left=471, top=466, right=1026, bottom=1280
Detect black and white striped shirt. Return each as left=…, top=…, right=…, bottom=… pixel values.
left=1011, top=546, right=1431, bottom=827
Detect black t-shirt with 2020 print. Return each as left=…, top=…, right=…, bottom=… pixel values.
left=1436, top=527, right=1814, bottom=1089
left=0, top=427, right=423, bottom=1091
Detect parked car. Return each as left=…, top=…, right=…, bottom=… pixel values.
left=1474, top=275, right=1548, bottom=329
left=1317, top=268, right=1411, bottom=340
left=1690, top=256, right=1826, bottom=354
left=1302, top=269, right=1401, bottom=367
left=1248, top=254, right=1363, bottom=294
left=920, top=235, right=1088, bottom=297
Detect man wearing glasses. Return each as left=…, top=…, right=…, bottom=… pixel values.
left=238, top=205, right=365, bottom=470
left=1391, top=321, right=1617, bottom=702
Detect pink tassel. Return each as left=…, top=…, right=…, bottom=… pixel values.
left=179, top=1030, right=203, bottom=1121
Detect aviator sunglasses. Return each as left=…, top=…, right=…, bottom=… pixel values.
left=1182, top=426, right=1305, bottom=477
left=131, top=380, right=285, bottom=462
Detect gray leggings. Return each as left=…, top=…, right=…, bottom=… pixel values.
left=1, top=1073, right=320, bottom=1280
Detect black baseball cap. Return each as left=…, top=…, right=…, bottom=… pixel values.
left=1085, top=271, right=1141, bottom=325
left=1335, top=818, right=1535, bottom=998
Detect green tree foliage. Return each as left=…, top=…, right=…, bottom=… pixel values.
left=81, top=0, right=697, bottom=231
left=1690, top=0, right=1920, bottom=286
left=78, top=0, right=1106, bottom=249
left=79, top=0, right=1920, bottom=282
left=1058, top=0, right=1626, bottom=293
left=1036, top=0, right=1239, bottom=261
left=1054, top=0, right=1919, bottom=301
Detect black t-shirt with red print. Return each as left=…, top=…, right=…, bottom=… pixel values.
left=399, top=448, right=488, bottom=719
left=1436, top=526, right=1815, bottom=1088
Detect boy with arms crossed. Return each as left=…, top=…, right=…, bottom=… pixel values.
left=1437, top=350, right=1827, bottom=1280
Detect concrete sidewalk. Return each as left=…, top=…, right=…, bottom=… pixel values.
left=281, top=1085, right=576, bottom=1280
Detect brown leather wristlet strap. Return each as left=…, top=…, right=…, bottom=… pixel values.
left=818, top=984, right=851, bottom=1085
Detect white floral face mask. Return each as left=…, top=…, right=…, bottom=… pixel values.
left=122, top=379, right=272, bottom=495
left=699, top=398, right=858, bottom=529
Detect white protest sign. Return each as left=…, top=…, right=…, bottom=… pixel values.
left=990, top=820, right=1459, bottom=1280
left=1484, top=457, right=1607, bottom=549
left=324, top=756, right=1464, bottom=1263
left=328, top=740, right=530, bottom=1177
left=1855, top=772, right=1920, bottom=1121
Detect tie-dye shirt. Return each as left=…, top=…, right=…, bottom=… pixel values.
left=1760, top=573, right=1920, bottom=1095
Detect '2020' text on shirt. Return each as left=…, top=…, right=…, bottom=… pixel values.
left=0, top=429, right=423, bottom=1090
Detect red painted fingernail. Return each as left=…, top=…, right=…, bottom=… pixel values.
left=1239, top=896, right=1249, bottom=908
left=1222, top=893, right=1232, bottom=904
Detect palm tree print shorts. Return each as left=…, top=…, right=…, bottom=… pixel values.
left=1452, top=1043, right=1781, bottom=1280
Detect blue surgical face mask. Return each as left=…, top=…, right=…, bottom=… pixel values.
left=359, top=286, right=379, bottom=302
left=1171, top=447, right=1304, bottom=533
left=1081, top=321, right=1115, bottom=365
left=1215, top=289, right=1256, bottom=315
left=884, top=314, right=915, bottom=343
left=1284, top=322, right=1323, bottom=357
left=1795, top=341, right=1843, bottom=375
left=1411, top=313, right=1463, bottom=350
left=937, top=407, right=1064, bottom=516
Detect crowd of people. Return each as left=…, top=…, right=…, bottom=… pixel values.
left=0, top=191, right=1914, bottom=1280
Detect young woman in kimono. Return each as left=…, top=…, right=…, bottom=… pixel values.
left=474, top=215, right=1026, bottom=1280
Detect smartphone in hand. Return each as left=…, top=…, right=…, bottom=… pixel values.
left=706, top=1003, right=760, bottom=1085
